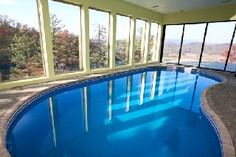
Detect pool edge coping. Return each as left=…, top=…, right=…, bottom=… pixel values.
left=201, top=77, right=236, bottom=157
left=0, top=64, right=235, bottom=157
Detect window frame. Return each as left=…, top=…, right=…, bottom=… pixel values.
left=161, top=24, right=184, bottom=64
left=200, top=21, right=236, bottom=70
left=161, top=20, right=236, bottom=73
left=147, top=21, right=160, bottom=62
left=48, top=0, right=83, bottom=75
left=134, top=18, right=148, bottom=64
left=88, top=7, right=111, bottom=70
left=115, top=13, right=132, bottom=67
left=179, top=23, right=207, bottom=66
left=224, top=24, right=236, bottom=72
left=224, top=23, right=236, bottom=71
left=0, top=0, right=46, bottom=82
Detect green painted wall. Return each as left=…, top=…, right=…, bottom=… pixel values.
left=62, top=0, right=164, bottom=22
left=163, top=3, right=236, bottom=24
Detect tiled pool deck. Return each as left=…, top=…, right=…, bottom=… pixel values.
left=202, top=71, right=236, bottom=157
left=0, top=64, right=235, bottom=157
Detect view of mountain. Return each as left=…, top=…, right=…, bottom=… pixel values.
left=164, top=39, right=230, bottom=54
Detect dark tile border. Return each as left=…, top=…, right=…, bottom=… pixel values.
left=0, top=64, right=234, bottom=157
left=201, top=81, right=235, bottom=157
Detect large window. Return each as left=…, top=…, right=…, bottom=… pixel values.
left=89, top=9, right=110, bottom=69
left=115, top=15, right=130, bottom=66
left=0, top=0, right=44, bottom=82
left=162, top=25, right=183, bottom=63
left=134, top=19, right=146, bottom=63
left=226, top=35, right=236, bottom=72
left=180, top=23, right=206, bottom=66
left=49, top=1, right=82, bottom=74
left=148, top=22, right=159, bottom=61
left=201, top=22, right=236, bottom=70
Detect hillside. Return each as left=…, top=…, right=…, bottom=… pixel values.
left=164, top=40, right=230, bottom=55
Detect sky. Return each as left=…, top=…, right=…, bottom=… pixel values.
left=0, top=0, right=130, bottom=39
left=116, top=15, right=130, bottom=40
left=89, top=9, right=109, bottom=39
left=49, top=0, right=80, bottom=35
left=1, top=0, right=234, bottom=42
left=150, top=23, right=158, bottom=37
left=136, top=19, right=146, bottom=36
left=0, top=0, right=40, bottom=29
left=165, top=22, right=236, bottom=44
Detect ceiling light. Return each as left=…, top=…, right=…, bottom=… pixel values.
left=152, top=5, right=159, bottom=8
left=220, top=0, right=231, bottom=3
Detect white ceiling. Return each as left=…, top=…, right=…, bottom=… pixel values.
left=124, top=0, right=236, bottom=13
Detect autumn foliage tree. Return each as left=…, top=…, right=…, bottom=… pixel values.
left=0, top=16, right=14, bottom=80
left=221, top=45, right=236, bottom=63
left=50, top=14, right=80, bottom=73
left=0, top=15, right=43, bottom=81
left=115, top=40, right=129, bottom=65
left=89, top=24, right=109, bottom=69
left=134, top=27, right=144, bottom=63
left=0, top=13, right=129, bottom=82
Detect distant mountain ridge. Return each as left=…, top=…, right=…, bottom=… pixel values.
left=164, top=39, right=230, bottom=54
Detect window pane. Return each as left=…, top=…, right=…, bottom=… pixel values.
left=226, top=35, right=236, bottom=72
left=89, top=9, right=109, bottom=69
left=201, top=22, right=235, bottom=70
left=148, top=23, right=159, bottom=61
left=49, top=1, right=81, bottom=74
left=0, top=0, right=44, bottom=82
left=134, top=19, right=146, bottom=63
left=162, top=25, right=183, bottom=63
left=180, top=23, right=206, bottom=66
left=115, top=15, right=130, bottom=66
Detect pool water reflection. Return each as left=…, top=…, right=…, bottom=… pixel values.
left=6, top=70, right=222, bottom=157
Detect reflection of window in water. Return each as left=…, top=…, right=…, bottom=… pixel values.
left=150, top=71, right=157, bottom=100
left=139, top=72, right=147, bottom=105
left=126, top=76, right=132, bottom=112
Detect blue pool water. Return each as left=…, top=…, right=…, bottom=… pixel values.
left=6, top=68, right=222, bottom=157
